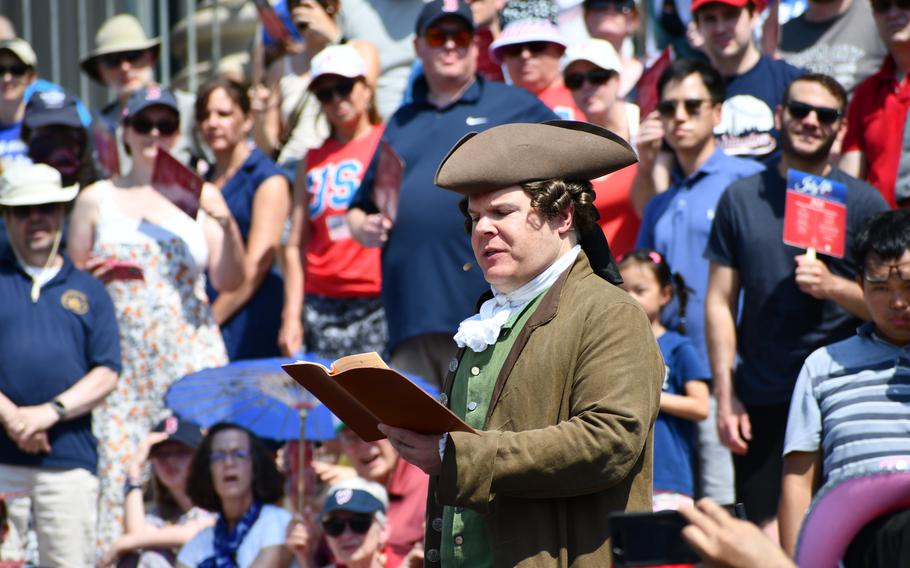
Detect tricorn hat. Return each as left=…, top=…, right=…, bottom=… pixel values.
left=435, top=120, right=636, bottom=194
left=435, top=120, right=636, bottom=285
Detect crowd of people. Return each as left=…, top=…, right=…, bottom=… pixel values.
left=0, top=0, right=909, bottom=565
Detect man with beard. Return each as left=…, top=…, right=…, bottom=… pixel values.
left=704, top=74, right=888, bottom=536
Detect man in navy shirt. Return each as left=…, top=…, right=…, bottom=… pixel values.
left=0, top=163, right=120, bottom=567
left=636, top=58, right=764, bottom=504
left=692, top=0, right=804, bottom=161
left=347, top=0, right=556, bottom=386
left=704, top=74, right=888, bottom=533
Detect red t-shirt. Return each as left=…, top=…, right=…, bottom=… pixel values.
left=384, top=458, right=429, bottom=568
left=304, top=124, right=384, bottom=297
left=592, top=163, right=640, bottom=259
left=843, top=56, right=909, bottom=208
left=474, top=29, right=504, bottom=82
left=536, top=81, right=583, bottom=121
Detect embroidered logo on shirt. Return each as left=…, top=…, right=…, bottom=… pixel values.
left=465, top=116, right=488, bottom=126
left=61, top=290, right=89, bottom=315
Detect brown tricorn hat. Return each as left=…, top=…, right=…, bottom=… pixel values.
left=435, top=120, right=637, bottom=194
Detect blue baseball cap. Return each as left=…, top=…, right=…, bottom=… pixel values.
left=123, top=84, right=179, bottom=122
left=322, top=479, right=388, bottom=517
left=415, top=0, right=475, bottom=36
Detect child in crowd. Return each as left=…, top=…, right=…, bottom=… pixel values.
left=619, top=249, right=709, bottom=510
left=780, top=209, right=910, bottom=561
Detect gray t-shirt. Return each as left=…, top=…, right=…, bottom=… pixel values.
left=779, top=0, right=887, bottom=94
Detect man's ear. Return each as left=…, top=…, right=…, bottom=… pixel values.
left=556, top=205, right=575, bottom=236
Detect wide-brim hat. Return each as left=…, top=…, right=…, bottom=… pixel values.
left=0, top=163, right=78, bottom=207
left=0, top=38, right=37, bottom=67
left=80, top=14, right=160, bottom=84
left=435, top=120, right=637, bottom=194
left=561, top=39, right=622, bottom=73
left=489, top=19, right=568, bottom=65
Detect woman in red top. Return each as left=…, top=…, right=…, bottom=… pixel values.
left=279, top=44, right=385, bottom=360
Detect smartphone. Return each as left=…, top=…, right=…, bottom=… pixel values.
left=105, top=261, right=144, bottom=282
left=610, top=505, right=747, bottom=567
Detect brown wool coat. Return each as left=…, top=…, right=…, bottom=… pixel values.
left=424, top=252, right=664, bottom=568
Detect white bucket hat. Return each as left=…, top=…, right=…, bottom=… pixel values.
left=489, top=19, right=568, bottom=65
left=0, top=163, right=78, bottom=207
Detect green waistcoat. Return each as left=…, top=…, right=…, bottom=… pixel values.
left=440, top=293, right=545, bottom=567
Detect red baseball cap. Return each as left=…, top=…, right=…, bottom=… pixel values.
left=691, top=0, right=766, bottom=15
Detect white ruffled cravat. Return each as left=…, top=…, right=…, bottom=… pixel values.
left=454, top=245, right=580, bottom=353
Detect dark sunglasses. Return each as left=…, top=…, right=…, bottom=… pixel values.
left=0, top=64, right=30, bottom=77
left=564, top=68, right=615, bottom=91
left=99, top=49, right=148, bottom=68
left=657, top=98, right=709, bottom=119
left=322, top=513, right=373, bottom=537
left=500, top=41, right=552, bottom=58
left=871, top=0, right=910, bottom=12
left=424, top=27, right=474, bottom=49
left=313, top=78, right=357, bottom=104
left=130, top=116, right=179, bottom=136
left=786, top=100, right=842, bottom=125
left=8, top=203, right=60, bottom=220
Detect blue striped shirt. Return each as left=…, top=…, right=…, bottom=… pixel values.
left=784, top=323, right=910, bottom=487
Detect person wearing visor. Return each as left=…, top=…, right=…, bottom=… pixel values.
left=488, top=19, right=581, bottom=120
left=286, top=478, right=391, bottom=568
left=562, top=38, right=641, bottom=257
left=379, top=121, right=663, bottom=567
left=0, top=163, right=120, bottom=567
left=21, top=89, right=97, bottom=189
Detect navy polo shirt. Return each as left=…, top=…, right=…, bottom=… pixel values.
left=351, top=75, right=557, bottom=350
left=0, top=254, right=121, bottom=473
left=637, top=148, right=764, bottom=367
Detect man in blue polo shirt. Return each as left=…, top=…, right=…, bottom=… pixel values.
left=636, top=59, right=764, bottom=504
left=0, top=163, right=120, bottom=567
left=347, top=0, right=556, bottom=386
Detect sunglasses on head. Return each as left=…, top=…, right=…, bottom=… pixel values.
left=500, top=41, right=552, bottom=58
left=871, top=0, right=910, bottom=12
left=564, top=68, right=615, bottom=91
left=786, top=100, right=842, bottom=125
left=99, top=49, right=147, bottom=68
left=313, top=78, right=357, bottom=104
left=424, top=27, right=474, bottom=49
left=656, top=98, right=709, bottom=119
left=322, top=513, right=373, bottom=537
left=130, top=116, right=179, bottom=136
left=0, top=63, right=30, bottom=77
left=8, top=203, right=60, bottom=220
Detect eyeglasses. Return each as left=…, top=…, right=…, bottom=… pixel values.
left=424, top=27, right=473, bottom=49
left=99, top=49, right=148, bottom=68
left=871, top=0, right=910, bottom=13
left=786, top=100, right=842, bottom=125
left=322, top=513, right=373, bottom=537
left=564, top=68, right=615, bottom=91
left=500, top=41, right=552, bottom=58
left=130, top=116, right=179, bottom=136
left=7, top=203, right=60, bottom=220
left=210, top=449, right=251, bottom=463
left=0, top=64, right=30, bottom=77
left=863, top=262, right=910, bottom=284
left=657, top=98, right=710, bottom=119
left=313, top=78, right=357, bottom=104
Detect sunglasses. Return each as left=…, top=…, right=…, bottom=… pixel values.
left=313, top=78, right=357, bottom=104
left=322, top=513, right=373, bottom=537
left=657, top=98, right=710, bottom=119
left=871, top=0, right=910, bottom=12
left=786, top=100, right=842, bottom=125
left=130, top=116, right=179, bottom=136
left=99, top=49, right=148, bottom=68
left=500, top=41, right=552, bottom=58
left=424, top=27, right=473, bottom=49
left=0, top=63, right=30, bottom=77
left=863, top=262, right=910, bottom=284
left=8, top=203, right=60, bottom=220
left=210, top=449, right=251, bottom=463
left=564, top=68, right=615, bottom=91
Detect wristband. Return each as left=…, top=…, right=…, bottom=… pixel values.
left=124, top=480, right=144, bottom=496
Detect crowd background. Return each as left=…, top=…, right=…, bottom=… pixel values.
left=0, top=0, right=908, bottom=566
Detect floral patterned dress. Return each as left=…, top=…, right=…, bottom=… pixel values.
left=91, top=181, right=227, bottom=551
